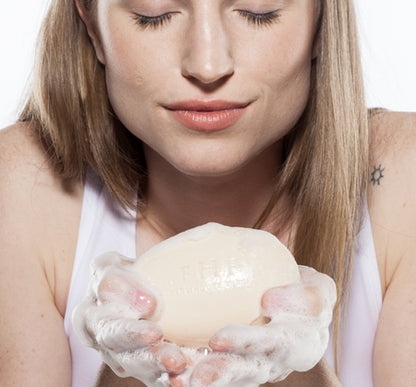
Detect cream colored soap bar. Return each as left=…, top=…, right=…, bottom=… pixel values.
left=133, top=223, right=300, bottom=347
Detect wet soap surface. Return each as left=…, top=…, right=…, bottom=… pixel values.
left=133, top=223, right=300, bottom=347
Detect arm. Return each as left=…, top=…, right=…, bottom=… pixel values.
left=368, top=111, right=416, bottom=386
left=0, top=124, right=82, bottom=386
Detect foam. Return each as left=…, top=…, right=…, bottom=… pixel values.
left=132, top=222, right=301, bottom=347
left=72, top=224, right=336, bottom=385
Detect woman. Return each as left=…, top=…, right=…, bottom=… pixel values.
left=0, top=0, right=414, bottom=386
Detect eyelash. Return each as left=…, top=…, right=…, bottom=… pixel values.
left=132, top=13, right=173, bottom=29
left=132, top=10, right=281, bottom=30
left=238, top=10, right=281, bottom=27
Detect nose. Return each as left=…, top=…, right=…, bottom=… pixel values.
left=181, top=14, right=234, bottom=86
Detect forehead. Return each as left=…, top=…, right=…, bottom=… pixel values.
left=110, top=0, right=298, bottom=6
left=102, top=0, right=320, bottom=15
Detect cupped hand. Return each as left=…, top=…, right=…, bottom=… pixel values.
left=73, top=255, right=336, bottom=387
left=171, top=265, right=337, bottom=387
left=72, top=252, right=188, bottom=386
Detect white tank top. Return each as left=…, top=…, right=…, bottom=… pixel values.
left=64, top=173, right=382, bottom=386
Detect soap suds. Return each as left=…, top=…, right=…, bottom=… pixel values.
left=72, top=224, right=336, bottom=386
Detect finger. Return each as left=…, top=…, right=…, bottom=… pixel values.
left=210, top=320, right=328, bottom=371
left=89, top=313, right=163, bottom=352
left=209, top=324, right=282, bottom=356
left=168, top=356, right=197, bottom=387
left=189, top=355, right=228, bottom=386
left=101, top=348, right=169, bottom=384
left=97, top=269, right=158, bottom=319
left=212, top=322, right=326, bottom=376
left=103, top=344, right=187, bottom=384
left=190, top=354, right=268, bottom=387
left=169, top=375, right=184, bottom=387
left=262, top=268, right=336, bottom=321
left=262, top=283, right=324, bottom=318
left=151, top=342, right=187, bottom=374
left=74, top=293, right=156, bottom=350
left=298, top=266, right=337, bottom=306
left=72, top=294, right=99, bottom=347
left=91, top=252, right=161, bottom=320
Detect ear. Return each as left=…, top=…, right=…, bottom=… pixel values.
left=74, top=0, right=106, bottom=64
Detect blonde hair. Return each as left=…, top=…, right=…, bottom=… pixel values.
left=20, top=0, right=146, bottom=207
left=255, top=1, right=369, bottom=370
left=20, top=0, right=368, bottom=373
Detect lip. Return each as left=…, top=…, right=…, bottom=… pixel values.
left=165, top=100, right=250, bottom=131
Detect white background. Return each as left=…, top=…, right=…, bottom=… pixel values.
left=0, top=0, right=415, bottom=129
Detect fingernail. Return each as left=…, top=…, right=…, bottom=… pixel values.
left=132, top=289, right=156, bottom=317
left=208, top=336, right=230, bottom=352
left=162, top=356, right=187, bottom=373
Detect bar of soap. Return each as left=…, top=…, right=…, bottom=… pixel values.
left=133, top=223, right=300, bottom=347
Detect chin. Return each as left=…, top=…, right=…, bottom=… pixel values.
left=145, top=138, right=268, bottom=180
left=171, top=155, right=254, bottom=179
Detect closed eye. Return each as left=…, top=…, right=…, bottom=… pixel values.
left=237, top=10, right=281, bottom=27
left=132, top=12, right=174, bottom=29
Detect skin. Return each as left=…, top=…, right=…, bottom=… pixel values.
left=0, top=0, right=415, bottom=386
left=90, top=0, right=317, bottom=180
left=368, top=112, right=416, bottom=386
left=80, top=0, right=320, bottom=245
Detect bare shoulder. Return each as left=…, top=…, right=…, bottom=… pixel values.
left=368, top=111, right=416, bottom=384
left=0, top=121, right=84, bottom=311
left=0, top=122, right=66, bottom=192
left=369, top=110, right=416, bottom=162
left=0, top=122, right=59, bottom=246
left=0, top=122, right=45, bottom=175
left=368, top=110, right=416, bottom=230
left=0, top=122, right=82, bottom=386
left=368, top=109, right=416, bottom=223
left=368, top=110, right=416, bottom=289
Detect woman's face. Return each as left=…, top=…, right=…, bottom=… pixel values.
left=86, top=0, right=319, bottom=177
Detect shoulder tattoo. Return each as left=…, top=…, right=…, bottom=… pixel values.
left=370, top=164, right=385, bottom=186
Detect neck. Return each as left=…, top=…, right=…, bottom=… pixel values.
left=138, top=143, right=289, bottom=244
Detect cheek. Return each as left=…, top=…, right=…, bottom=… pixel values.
left=103, top=35, right=150, bottom=94
left=97, top=13, right=160, bottom=104
left=266, top=27, right=313, bottom=86
left=239, top=28, right=313, bottom=143
left=102, top=38, right=160, bottom=133
left=248, top=47, right=311, bottom=132
left=259, top=26, right=314, bottom=110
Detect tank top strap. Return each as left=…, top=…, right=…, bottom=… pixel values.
left=64, top=171, right=137, bottom=386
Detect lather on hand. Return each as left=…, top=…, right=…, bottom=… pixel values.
left=73, top=251, right=336, bottom=387
left=72, top=253, right=188, bottom=386
left=169, top=265, right=337, bottom=387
